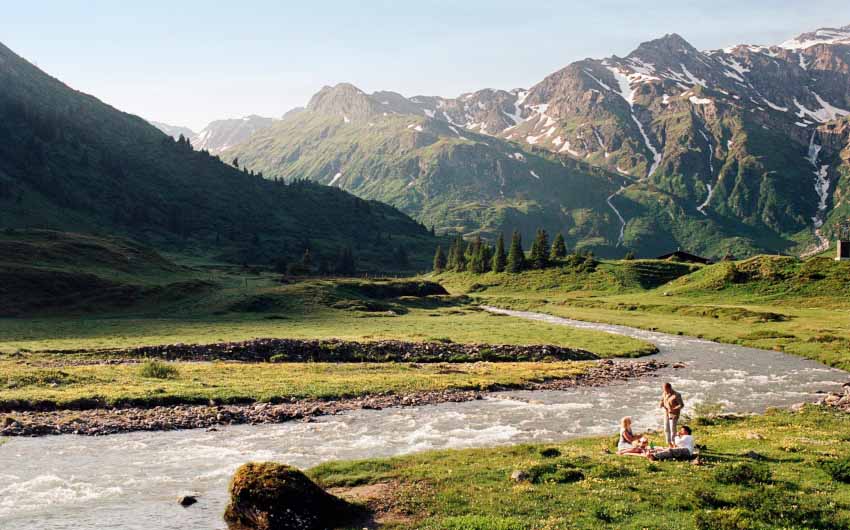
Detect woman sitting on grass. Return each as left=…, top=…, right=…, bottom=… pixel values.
left=617, top=416, right=649, bottom=456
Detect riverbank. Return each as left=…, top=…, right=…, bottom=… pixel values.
left=311, top=406, right=850, bottom=529
left=434, top=257, right=850, bottom=371
left=0, top=359, right=666, bottom=436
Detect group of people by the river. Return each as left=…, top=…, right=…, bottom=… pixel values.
left=616, top=382, right=695, bottom=461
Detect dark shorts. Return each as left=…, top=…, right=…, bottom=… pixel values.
left=653, top=447, right=692, bottom=461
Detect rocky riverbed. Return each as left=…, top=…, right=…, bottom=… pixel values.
left=38, top=338, right=612, bottom=364
left=0, top=359, right=666, bottom=436
left=817, top=382, right=850, bottom=413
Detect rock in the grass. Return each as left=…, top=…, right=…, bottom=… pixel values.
left=510, top=470, right=531, bottom=483
left=224, top=462, right=359, bottom=530
left=746, top=432, right=765, bottom=440
left=177, top=495, right=198, bottom=507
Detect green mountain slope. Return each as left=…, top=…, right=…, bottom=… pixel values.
left=0, top=42, right=439, bottom=270
left=229, top=85, right=630, bottom=254
left=227, top=25, right=850, bottom=259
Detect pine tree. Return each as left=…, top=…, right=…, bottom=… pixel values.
left=550, top=233, right=567, bottom=260
left=479, top=243, right=493, bottom=273
left=507, top=231, right=526, bottom=273
left=492, top=234, right=507, bottom=273
left=301, top=248, right=312, bottom=270
left=454, top=236, right=467, bottom=271
left=466, top=235, right=483, bottom=273
left=530, top=228, right=550, bottom=269
left=623, top=250, right=636, bottom=260
left=433, top=245, right=447, bottom=273
left=232, top=157, right=239, bottom=168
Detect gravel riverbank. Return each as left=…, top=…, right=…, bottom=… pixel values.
left=0, top=359, right=667, bottom=437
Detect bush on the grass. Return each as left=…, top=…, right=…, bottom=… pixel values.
left=822, top=456, right=850, bottom=483
left=139, top=360, right=179, bottom=379
left=713, top=462, right=771, bottom=485
left=526, top=459, right=584, bottom=484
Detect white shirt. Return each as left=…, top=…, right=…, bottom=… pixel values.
left=674, top=434, right=694, bottom=454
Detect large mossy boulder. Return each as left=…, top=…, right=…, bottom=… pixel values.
left=224, top=462, right=359, bottom=530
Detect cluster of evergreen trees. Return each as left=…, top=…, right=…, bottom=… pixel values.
left=432, top=229, right=571, bottom=274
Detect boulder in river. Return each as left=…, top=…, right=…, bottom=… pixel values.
left=224, top=462, right=360, bottom=530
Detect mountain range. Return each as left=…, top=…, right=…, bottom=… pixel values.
left=151, top=115, right=279, bottom=155
left=0, top=41, right=440, bottom=270
left=220, top=24, right=850, bottom=258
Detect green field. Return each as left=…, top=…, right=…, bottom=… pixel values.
left=435, top=255, right=850, bottom=370
left=310, top=407, right=850, bottom=529
left=0, top=358, right=592, bottom=409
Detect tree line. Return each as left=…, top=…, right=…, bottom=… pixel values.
left=432, top=229, right=595, bottom=274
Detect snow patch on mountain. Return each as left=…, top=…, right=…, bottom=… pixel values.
left=780, top=26, right=850, bottom=49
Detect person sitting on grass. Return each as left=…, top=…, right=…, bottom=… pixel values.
left=647, top=425, right=694, bottom=461
left=617, top=416, right=649, bottom=456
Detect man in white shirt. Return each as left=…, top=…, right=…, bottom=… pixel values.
left=648, top=425, right=694, bottom=461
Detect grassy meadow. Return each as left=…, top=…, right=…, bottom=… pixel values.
left=0, top=358, right=592, bottom=409
left=435, top=255, right=850, bottom=370
left=313, top=407, right=850, bottom=529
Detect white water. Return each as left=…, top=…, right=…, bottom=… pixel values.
left=606, top=186, right=628, bottom=246
left=1, top=310, right=845, bottom=529
left=802, top=130, right=831, bottom=257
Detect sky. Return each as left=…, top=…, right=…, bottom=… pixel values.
left=5, top=1, right=849, bottom=130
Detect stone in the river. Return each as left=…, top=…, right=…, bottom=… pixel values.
left=177, top=495, right=198, bottom=507
left=224, top=462, right=359, bottom=530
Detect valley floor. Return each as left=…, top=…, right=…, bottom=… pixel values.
left=435, top=258, right=850, bottom=371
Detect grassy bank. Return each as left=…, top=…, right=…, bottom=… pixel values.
left=435, top=256, right=850, bottom=371
left=0, top=278, right=653, bottom=358
left=311, top=407, right=850, bottom=529
left=0, top=358, right=594, bottom=409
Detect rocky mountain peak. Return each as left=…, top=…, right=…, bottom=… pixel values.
left=630, top=33, right=698, bottom=60
left=306, top=83, right=377, bottom=120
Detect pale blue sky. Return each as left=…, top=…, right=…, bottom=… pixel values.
left=5, top=1, right=848, bottom=130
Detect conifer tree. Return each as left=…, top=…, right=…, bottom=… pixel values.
left=550, top=233, right=567, bottom=260
left=454, top=236, right=467, bottom=271
left=624, top=250, right=636, bottom=260
left=530, top=228, right=550, bottom=269
left=301, top=248, right=312, bottom=270
left=479, top=244, right=493, bottom=274
left=492, top=234, right=507, bottom=273
left=466, top=235, right=483, bottom=273
left=507, top=231, right=526, bottom=273
left=433, top=245, right=446, bottom=273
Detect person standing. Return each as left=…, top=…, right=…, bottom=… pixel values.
left=660, top=382, right=684, bottom=447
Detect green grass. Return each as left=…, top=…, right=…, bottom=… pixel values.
left=0, top=276, right=653, bottom=358
left=434, top=255, right=850, bottom=370
left=0, top=358, right=592, bottom=409
left=309, top=407, right=850, bottom=529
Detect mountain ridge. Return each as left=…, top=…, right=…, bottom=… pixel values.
left=225, top=23, right=850, bottom=258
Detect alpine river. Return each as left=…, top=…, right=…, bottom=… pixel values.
left=1, top=308, right=846, bottom=529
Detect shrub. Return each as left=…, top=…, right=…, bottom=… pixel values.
left=592, top=462, right=637, bottom=479
left=538, top=447, right=561, bottom=458
left=139, top=360, right=179, bottom=379
left=526, top=459, right=584, bottom=484
left=822, top=456, right=850, bottom=483
left=694, top=508, right=753, bottom=530
left=713, top=463, right=771, bottom=485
